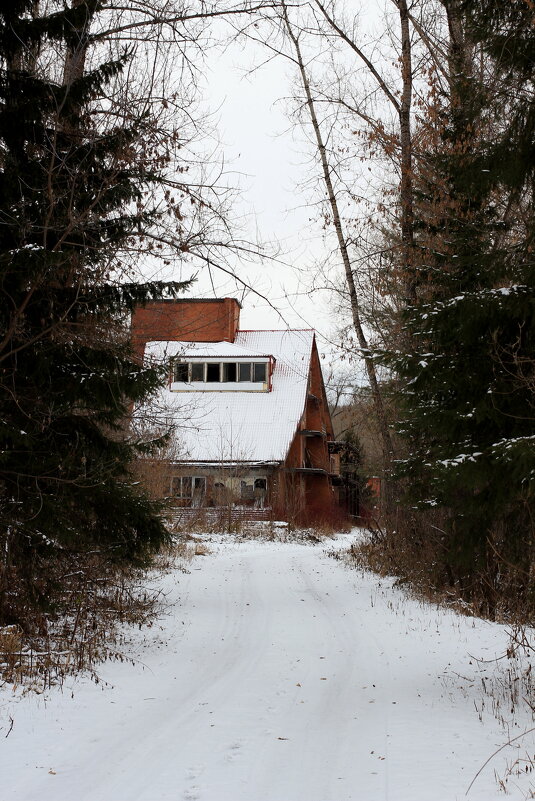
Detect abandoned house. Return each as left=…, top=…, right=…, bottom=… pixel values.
left=132, top=298, right=344, bottom=525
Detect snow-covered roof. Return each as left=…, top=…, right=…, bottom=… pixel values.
left=141, top=330, right=315, bottom=463
left=146, top=340, right=273, bottom=360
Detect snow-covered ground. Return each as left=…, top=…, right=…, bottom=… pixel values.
left=1, top=532, right=535, bottom=801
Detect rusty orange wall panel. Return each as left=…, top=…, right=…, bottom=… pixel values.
left=367, top=477, right=381, bottom=498
left=303, top=473, right=335, bottom=524
left=284, top=430, right=303, bottom=468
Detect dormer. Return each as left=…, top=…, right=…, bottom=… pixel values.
left=165, top=341, right=275, bottom=392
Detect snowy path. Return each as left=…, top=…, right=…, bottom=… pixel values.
left=1, top=534, right=534, bottom=801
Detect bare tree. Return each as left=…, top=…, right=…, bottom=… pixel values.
left=312, top=0, right=416, bottom=302
left=279, top=1, right=395, bottom=477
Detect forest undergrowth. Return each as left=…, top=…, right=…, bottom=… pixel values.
left=0, top=538, right=200, bottom=692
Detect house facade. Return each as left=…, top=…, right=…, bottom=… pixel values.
left=132, top=298, right=344, bottom=525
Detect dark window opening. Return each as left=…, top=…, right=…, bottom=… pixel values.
left=174, top=362, right=189, bottom=382
left=238, top=363, right=251, bottom=382
left=206, top=363, right=220, bottom=382
left=253, top=362, right=267, bottom=382
left=191, top=362, right=204, bottom=381
left=192, top=477, right=206, bottom=507
left=240, top=480, right=254, bottom=501
left=253, top=477, right=267, bottom=508
left=171, top=476, right=205, bottom=503
left=223, top=362, right=237, bottom=382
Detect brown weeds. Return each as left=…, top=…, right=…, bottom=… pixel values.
left=0, top=536, right=201, bottom=690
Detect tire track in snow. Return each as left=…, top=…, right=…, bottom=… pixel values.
left=244, top=545, right=392, bottom=801
left=2, top=535, right=529, bottom=801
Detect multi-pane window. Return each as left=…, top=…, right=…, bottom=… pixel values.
left=173, top=360, right=269, bottom=384
left=238, top=363, right=266, bottom=382
left=171, top=476, right=188, bottom=497
left=171, top=476, right=206, bottom=501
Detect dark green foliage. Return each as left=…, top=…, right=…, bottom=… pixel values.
left=463, top=0, right=535, bottom=79
left=0, top=2, right=190, bottom=626
left=385, top=0, right=535, bottom=612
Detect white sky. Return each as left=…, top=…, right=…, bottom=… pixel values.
left=199, top=41, right=333, bottom=335
left=165, top=2, right=387, bottom=387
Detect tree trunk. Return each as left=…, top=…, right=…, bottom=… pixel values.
left=396, top=0, right=417, bottom=303
left=281, top=3, right=395, bottom=476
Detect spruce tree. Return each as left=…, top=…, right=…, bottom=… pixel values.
left=0, top=2, right=190, bottom=624
left=386, top=1, right=535, bottom=612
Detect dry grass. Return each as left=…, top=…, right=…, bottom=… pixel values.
left=169, top=509, right=244, bottom=535
left=0, top=626, right=23, bottom=678
left=0, top=535, right=205, bottom=691
left=168, top=509, right=346, bottom=544
left=0, top=565, right=160, bottom=691
left=347, top=525, right=487, bottom=620
left=218, top=520, right=342, bottom=544
left=152, top=536, right=201, bottom=570
left=349, top=513, right=535, bottom=627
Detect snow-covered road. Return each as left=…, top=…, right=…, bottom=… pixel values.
left=1, top=533, right=534, bottom=801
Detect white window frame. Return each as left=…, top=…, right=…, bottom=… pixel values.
left=171, top=476, right=206, bottom=499
left=171, top=358, right=271, bottom=391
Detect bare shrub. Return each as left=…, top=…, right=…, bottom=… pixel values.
left=351, top=503, right=535, bottom=626
left=0, top=540, right=196, bottom=690
left=0, top=625, right=23, bottom=679
left=349, top=506, right=473, bottom=609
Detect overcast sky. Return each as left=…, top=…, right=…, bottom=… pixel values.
left=199, top=40, right=332, bottom=334
left=169, top=2, right=386, bottom=388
